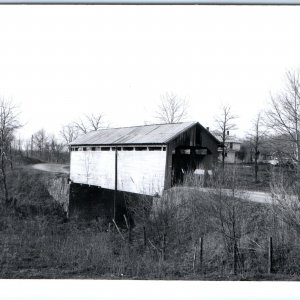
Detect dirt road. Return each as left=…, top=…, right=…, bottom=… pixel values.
left=174, top=186, right=273, bottom=204
left=31, top=163, right=70, bottom=174
left=204, top=188, right=273, bottom=204
left=29, top=164, right=273, bottom=204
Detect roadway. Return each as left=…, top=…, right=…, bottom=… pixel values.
left=29, top=163, right=273, bottom=204
left=30, top=163, right=70, bottom=174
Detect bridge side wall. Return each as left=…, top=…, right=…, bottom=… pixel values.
left=70, top=149, right=166, bottom=195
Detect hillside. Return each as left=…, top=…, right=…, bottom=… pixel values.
left=0, top=167, right=298, bottom=279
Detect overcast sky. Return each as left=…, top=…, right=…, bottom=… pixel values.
left=0, top=5, right=300, bottom=140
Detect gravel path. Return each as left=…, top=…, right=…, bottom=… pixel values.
left=30, top=163, right=70, bottom=174
left=29, top=164, right=274, bottom=203
left=173, top=186, right=273, bottom=204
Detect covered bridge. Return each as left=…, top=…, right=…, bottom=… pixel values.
left=69, top=122, right=221, bottom=196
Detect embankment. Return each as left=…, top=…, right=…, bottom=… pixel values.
left=41, top=174, right=70, bottom=212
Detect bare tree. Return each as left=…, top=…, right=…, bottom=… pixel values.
left=60, top=123, right=79, bottom=146
left=271, top=167, right=300, bottom=234
left=73, top=118, right=88, bottom=134
left=33, top=129, right=48, bottom=157
left=208, top=165, right=267, bottom=275
left=265, top=70, right=300, bottom=236
left=24, top=138, right=31, bottom=157
left=86, top=114, right=105, bottom=131
left=0, top=99, right=21, bottom=203
left=214, top=105, right=238, bottom=170
left=247, top=113, right=267, bottom=183
left=155, top=93, right=189, bottom=124
left=265, top=70, right=300, bottom=165
left=74, top=113, right=106, bottom=134
left=31, top=130, right=66, bottom=163
left=48, top=135, right=64, bottom=162
left=209, top=166, right=245, bottom=275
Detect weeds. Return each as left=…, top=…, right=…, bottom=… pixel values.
left=1, top=166, right=300, bottom=279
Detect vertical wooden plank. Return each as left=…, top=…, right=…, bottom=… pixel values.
left=164, top=143, right=173, bottom=190
left=114, top=146, right=118, bottom=220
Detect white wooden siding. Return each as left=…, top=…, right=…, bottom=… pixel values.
left=70, top=150, right=167, bottom=195
left=232, top=143, right=241, bottom=151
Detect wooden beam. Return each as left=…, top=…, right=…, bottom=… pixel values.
left=114, top=146, right=118, bottom=220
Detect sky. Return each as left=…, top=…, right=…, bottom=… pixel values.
left=0, top=5, right=300, bottom=141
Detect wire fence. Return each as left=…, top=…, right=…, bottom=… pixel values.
left=114, top=223, right=300, bottom=277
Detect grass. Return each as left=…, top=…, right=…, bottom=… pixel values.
left=0, top=165, right=299, bottom=279
left=224, top=163, right=272, bottom=192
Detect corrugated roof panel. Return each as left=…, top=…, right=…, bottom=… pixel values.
left=70, top=122, right=197, bottom=145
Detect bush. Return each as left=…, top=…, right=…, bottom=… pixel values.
left=1, top=166, right=300, bottom=279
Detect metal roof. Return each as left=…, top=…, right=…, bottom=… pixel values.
left=70, top=122, right=199, bottom=146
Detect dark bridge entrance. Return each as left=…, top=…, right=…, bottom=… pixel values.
left=171, top=146, right=210, bottom=186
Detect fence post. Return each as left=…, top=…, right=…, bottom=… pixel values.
left=192, top=245, right=197, bottom=273
left=199, top=236, right=203, bottom=272
left=162, top=233, right=166, bottom=261
left=268, top=236, right=273, bottom=274
left=233, top=239, right=237, bottom=275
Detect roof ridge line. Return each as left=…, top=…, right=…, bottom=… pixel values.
left=90, top=121, right=196, bottom=131
left=70, top=121, right=205, bottom=146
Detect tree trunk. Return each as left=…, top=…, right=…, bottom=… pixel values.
left=232, top=206, right=238, bottom=275
left=254, top=152, right=259, bottom=183
left=233, top=239, right=238, bottom=276
left=1, top=153, right=9, bottom=203
left=268, top=236, right=273, bottom=274
left=222, top=149, right=225, bottom=170
left=9, top=144, right=13, bottom=170
left=162, top=233, right=167, bottom=261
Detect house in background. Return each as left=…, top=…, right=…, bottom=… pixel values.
left=217, top=131, right=242, bottom=164
left=69, top=121, right=221, bottom=197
